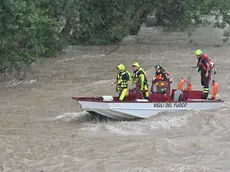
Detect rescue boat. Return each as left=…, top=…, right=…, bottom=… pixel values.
left=72, top=79, right=224, bottom=120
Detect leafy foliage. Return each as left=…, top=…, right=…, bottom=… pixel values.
left=208, top=0, right=230, bottom=42
left=68, top=0, right=138, bottom=45
left=0, top=0, right=59, bottom=79
left=0, top=0, right=230, bottom=79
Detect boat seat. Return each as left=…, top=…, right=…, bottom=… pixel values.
left=148, top=92, right=169, bottom=101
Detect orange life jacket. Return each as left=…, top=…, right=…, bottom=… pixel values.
left=155, top=71, right=169, bottom=81
left=155, top=73, right=164, bottom=80
left=178, top=77, right=192, bottom=91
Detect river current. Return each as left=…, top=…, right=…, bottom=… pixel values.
left=0, top=26, right=230, bottom=172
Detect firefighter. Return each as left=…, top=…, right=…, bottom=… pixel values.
left=152, top=64, right=170, bottom=83
left=131, top=62, right=149, bottom=99
left=195, top=49, right=213, bottom=99
left=151, top=64, right=171, bottom=93
left=115, top=64, right=131, bottom=101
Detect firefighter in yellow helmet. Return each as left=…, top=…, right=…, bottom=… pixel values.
left=131, top=62, right=149, bottom=99
left=115, top=64, right=131, bottom=101
left=195, top=49, right=213, bottom=99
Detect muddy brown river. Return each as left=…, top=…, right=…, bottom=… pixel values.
left=1, top=26, right=230, bottom=172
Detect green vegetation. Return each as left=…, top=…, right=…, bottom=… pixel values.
left=0, top=0, right=230, bottom=79
left=0, top=0, right=60, bottom=79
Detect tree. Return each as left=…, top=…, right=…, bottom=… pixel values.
left=1, top=0, right=230, bottom=80
left=68, top=0, right=138, bottom=45
left=208, top=0, right=230, bottom=42
left=0, top=0, right=59, bottom=79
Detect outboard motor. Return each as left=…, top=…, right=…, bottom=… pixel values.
left=96, top=95, right=114, bottom=101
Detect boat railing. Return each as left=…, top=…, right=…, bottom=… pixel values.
left=150, top=79, right=171, bottom=94
left=127, top=78, right=171, bottom=101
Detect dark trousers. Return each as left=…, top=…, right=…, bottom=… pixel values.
left=201, top=70, right=210, bottom=99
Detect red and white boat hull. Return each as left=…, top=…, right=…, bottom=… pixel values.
left=77, top=99, right=223, bottom=120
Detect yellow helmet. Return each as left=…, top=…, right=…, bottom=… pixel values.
left=195, top=49, right=202, bottom=56
left=116, top=64, right=125, bottom=72
left=132, top=62, right=140, bottom=68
